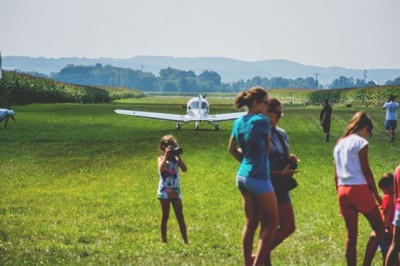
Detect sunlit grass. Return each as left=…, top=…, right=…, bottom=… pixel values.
left=0, top=97, right=397, bottom=265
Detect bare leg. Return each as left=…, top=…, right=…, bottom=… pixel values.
left=253, top=192, right=278, bottom=266
left=159, top=199, right=170, bottom=243
left=171, top=198, right=188, bottom=244
left=265, top=202, right=295, bottom=266
left=386, top=226, right=400, bottom=266
left=363, top=207, right=385, bottom=266
left=343, top=214, right=358, bottom=266
left=271, top=203, right=295, bottom=249
left=241, top=190, right=259, bottom=266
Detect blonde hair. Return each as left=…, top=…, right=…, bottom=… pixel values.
left=343, top=111, right=373, bottom=137
left=235, top=86, right=268, bottom=109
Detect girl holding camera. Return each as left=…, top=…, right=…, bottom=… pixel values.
left=157, top=134, right=188, bottom=244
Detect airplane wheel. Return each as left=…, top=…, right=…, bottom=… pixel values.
left=176, top=123, right=181, bottom=130
left=215, top=124, right=220, bottom=131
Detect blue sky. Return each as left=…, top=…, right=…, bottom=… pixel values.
left=1, top=0, right=399, bottom=69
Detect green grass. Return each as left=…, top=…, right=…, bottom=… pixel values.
left=0, top=97, right=398, bottom=265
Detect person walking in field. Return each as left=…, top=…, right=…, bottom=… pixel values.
left=333, top=111, right=385, bottom=266
left=228, top=87, right=278, bottom=266
left=383, top=95, right=399, bottom=142
left=385, top=165, right=400, bottom=266
left=157, top=135, right=188, bottom=244
left=264, top=98, right=298, bottom=266
left=320, top=99, right=332, bottom=142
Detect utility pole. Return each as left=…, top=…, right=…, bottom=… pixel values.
left=363, top=69, right=367, bottom=87
left=314, top=73, right=319, bottom=89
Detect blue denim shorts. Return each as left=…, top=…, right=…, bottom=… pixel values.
left=393, top=210, right=400, bottom=227
left=236, top=175, right=274, bottom=196
left=276, top=190, right=292, bottom=204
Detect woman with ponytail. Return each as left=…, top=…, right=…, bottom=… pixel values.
left=333, top=112, right=384, bottom=266
left=228, top=87, right=278, bottom=266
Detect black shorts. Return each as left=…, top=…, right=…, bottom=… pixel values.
left=322, top=123, right=330, bottom=133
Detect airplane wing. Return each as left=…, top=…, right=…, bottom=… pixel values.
left=114, top=109, right=186, bottom=122
left=207, top=112, right=247, bottom=122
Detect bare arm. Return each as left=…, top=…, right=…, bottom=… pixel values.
left=158, top=146, right=172, bottom=171
left=334, top=161, right=338, bottom=192
left=158, top=156, right=167, bottom=172
left=228, top=136, right=243, bottom=162
left=176, top=154, right=187, bottom=172
left=359, top=145, right=381, bottom=204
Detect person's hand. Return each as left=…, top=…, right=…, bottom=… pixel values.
left=289, top=154, right=299, bottom=164
left=164, top=145, right=172, bottom=156
left=282, top=164, right=297, bottom=176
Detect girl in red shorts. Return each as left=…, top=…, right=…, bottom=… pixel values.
left=333, top=112, right=385, bottom=266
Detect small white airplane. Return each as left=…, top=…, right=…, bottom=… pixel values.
left=0, top=108, right=16, bottom=128
left=115, top=95, right=246, bottom=130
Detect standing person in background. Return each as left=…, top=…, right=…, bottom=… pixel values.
left=333, top=111, right=384, bottom=266
left=264, top=98, right=298, bottom=266
left=385, top=166, right=400, bottom=266
left=157, top=135, right=188, bottom=244
left=383, top=95, right=399, bottom=142
left=320, top=99, right=332, bottom=142
left=228, top=87, right=278, bottom=266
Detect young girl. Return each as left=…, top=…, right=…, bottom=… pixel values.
left=378, top=173, right=395, bottom=264
left=385, top=166, right=400, bottom=265
left=157, top=135, right=188, bottom=244
left=333, top=112, right=384, bottom=266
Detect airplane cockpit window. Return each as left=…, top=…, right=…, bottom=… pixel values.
left=201, top=102, right=208, bottom=109
left=189, top=102, right=199, bottom=109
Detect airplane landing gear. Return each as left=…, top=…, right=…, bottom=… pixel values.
left=195, top=122, right=200, bottom=130
left=215, top=124, right=220, bottom=131
left=176, top=123, right=181, bottom=130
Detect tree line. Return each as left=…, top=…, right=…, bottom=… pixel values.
left=50, top=64, right=321, bottom=92
left=49, top=64, right=400, bottom=92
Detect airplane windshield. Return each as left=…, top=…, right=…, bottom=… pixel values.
left=189, top=102, right=208, bottom=109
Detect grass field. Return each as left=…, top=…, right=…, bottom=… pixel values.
left=1, top=96, right=399, bottom=265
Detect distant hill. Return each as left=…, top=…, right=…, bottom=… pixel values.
left=3, top=56, right=400, bottom=85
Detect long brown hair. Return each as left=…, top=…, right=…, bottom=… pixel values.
left=234, top=86, right=267, bottom=109
left=343, top=111, right=373, bottom=137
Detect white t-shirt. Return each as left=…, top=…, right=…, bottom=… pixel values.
left=333, top=134, right=368, bottom=185
left=383, top=101, right=399, bottom=120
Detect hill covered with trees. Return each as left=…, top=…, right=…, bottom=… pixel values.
left=50, top=64, right=320, bottom=92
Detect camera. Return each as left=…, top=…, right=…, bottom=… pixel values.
left=289, top=162, right=297, bottom=170
left=171, top=145, right=183, bottom=155
left=162, top=141, right=183, bottom=155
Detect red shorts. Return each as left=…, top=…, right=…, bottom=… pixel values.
left=338, top=185, right=378, bottom=216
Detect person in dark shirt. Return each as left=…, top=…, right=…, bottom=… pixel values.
left=320, top=99, right=332, bottom=142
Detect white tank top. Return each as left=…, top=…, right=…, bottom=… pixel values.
left=333, top=134, right=368, bottom=185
